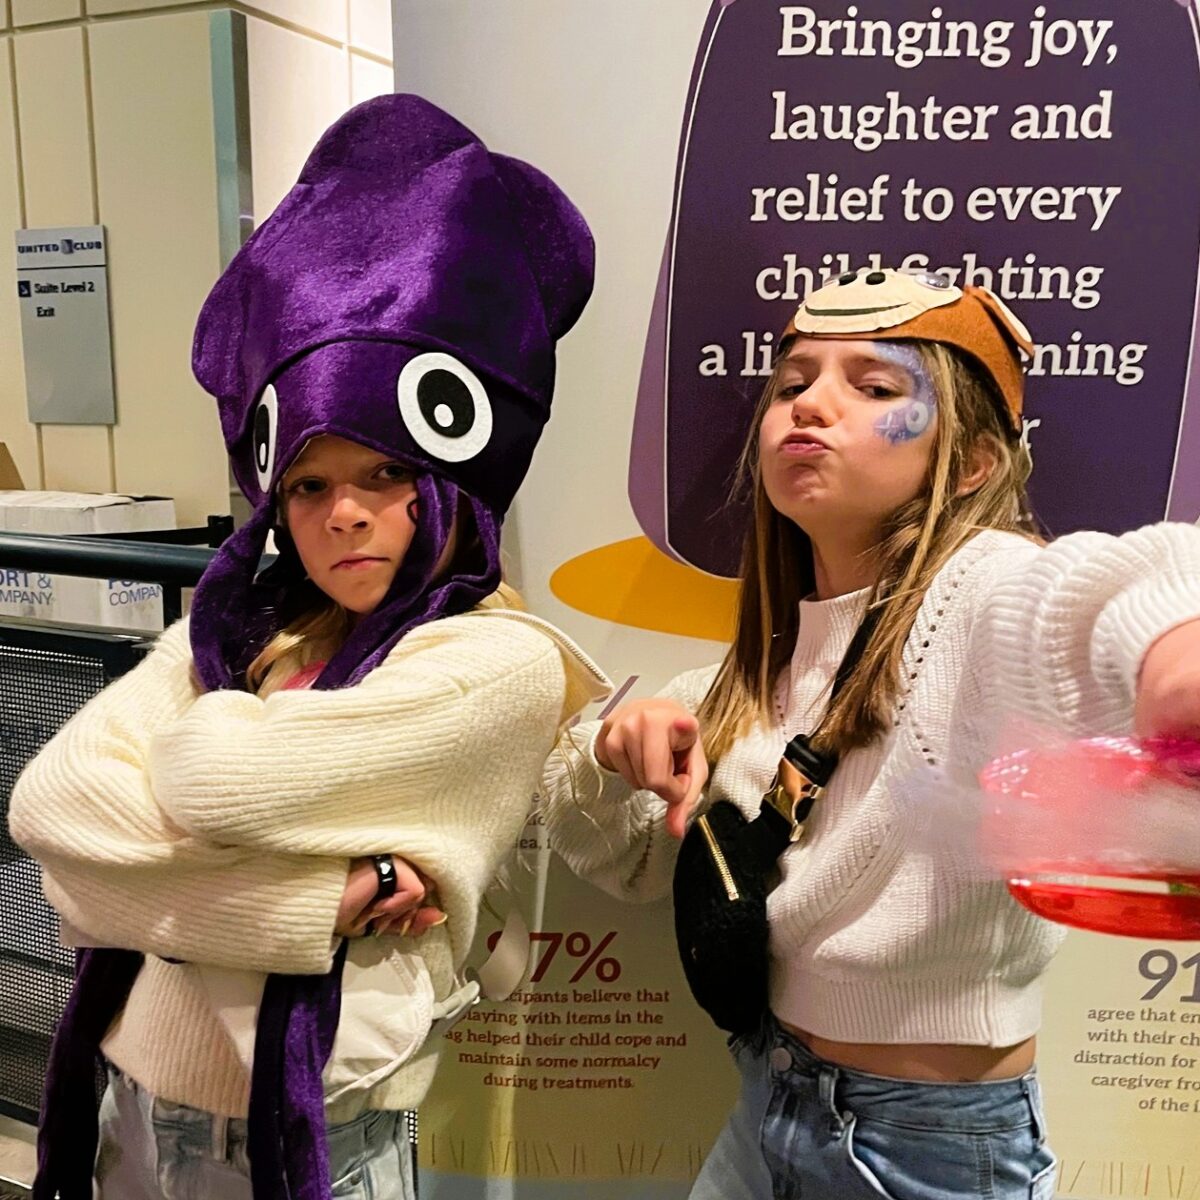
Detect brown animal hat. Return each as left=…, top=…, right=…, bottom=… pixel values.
left=784, top=268, right=1033, bottom=433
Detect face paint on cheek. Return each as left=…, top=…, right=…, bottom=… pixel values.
left=876, top=401, right=933, bottom=445
left=870, top=343, right=936, bottom=446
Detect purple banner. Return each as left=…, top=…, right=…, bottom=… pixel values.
left=633, top=0, right=1200, bottom=578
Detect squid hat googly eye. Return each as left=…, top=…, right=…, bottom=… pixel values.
left=187, top=93, right=594, bottom=692
left=784, top=268, right=1033, bottom=434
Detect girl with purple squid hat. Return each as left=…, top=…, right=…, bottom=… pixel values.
left=10, top=93, right=608, bottom=1199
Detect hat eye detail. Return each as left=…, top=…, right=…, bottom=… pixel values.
left=252, top=385, right=278, bottom=492
left=397, top=352, right=494, bottom=463
left=915, top=271, right=952, bottom=291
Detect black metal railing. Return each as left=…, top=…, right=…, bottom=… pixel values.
left=72, top=515, right=235, bottom=548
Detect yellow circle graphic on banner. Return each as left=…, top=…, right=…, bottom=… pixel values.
left=549, top=536, right=738, bottom=643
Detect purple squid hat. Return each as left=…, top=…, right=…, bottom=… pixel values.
left=33, top=94, right=593, bottom=1200
left=190, top=92, right=594, bottom=691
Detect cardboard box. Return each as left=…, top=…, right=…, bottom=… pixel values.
left=0, top=443, right=22, bottom=490
left=0, top=476, right=176, bottom=631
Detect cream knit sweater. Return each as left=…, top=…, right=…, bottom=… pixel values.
left=10, top=607, right=609, bottom=1118
left=542, top=525, right=1200, bottom=1048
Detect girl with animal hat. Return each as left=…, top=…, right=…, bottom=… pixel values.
left=542, top=268, right=1200, bottom=1199
left=11, top=93, right=607, bottom=1199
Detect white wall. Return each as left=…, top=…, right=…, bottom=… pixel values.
left=0, top=1, right=395, bottom=525
left=391, top=1, right=720, bottom=684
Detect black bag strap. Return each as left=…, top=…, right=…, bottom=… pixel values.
left=748, top=601, right=882, bottom=858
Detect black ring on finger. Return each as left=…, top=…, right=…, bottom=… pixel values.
left=371, top=854, right=398, bottom=902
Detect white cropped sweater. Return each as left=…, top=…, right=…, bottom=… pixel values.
left=542, top=526, right=1200, bottom=1047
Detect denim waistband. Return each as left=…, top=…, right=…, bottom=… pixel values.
left=104, top=1063, right=412, bottom=1149
left=765, top=1021, right=1045, bottom=1136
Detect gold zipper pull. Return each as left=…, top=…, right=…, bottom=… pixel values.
left=697, top=814, right=740, bottom=902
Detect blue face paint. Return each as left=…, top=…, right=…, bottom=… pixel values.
left=870, top=342, right=936, bottom=445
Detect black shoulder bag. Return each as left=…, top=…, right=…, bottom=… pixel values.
left=672, top=608, right=879, bottom=1038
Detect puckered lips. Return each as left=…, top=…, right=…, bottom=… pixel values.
left=779, top=429, right=830, bottom=458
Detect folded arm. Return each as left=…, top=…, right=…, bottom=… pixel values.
left=9, top=621, right=348, bottom=972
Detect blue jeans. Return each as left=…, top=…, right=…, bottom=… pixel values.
left=691, top=1024, right=1057, bottom=1200
left=94, top=1066, right=416, bottom=1199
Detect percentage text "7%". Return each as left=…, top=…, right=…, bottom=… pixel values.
left=486, top=930, right=622, bottom=983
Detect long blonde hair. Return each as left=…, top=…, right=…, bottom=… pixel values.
left=245, top=599, right=349, bottom=697
left=697, top=340, right=1039, bottom=762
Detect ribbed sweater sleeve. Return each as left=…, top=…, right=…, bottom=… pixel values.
left=960, top=523, right=1200, bottom=764
left=541, top=665, right=718, bottom=901
left=147, top=615, right=574, bottom=964
left=9, top=621, right=348, bottom=974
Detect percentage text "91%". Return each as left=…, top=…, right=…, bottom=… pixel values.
left=1140, top=949, right=1200, bottom=1003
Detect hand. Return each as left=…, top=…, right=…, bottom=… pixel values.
left=1135, top=618, right=1200, bottom=740
left=594, top=699, right=708, bottom=839
left=334, top=856, right=445, bottom=938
